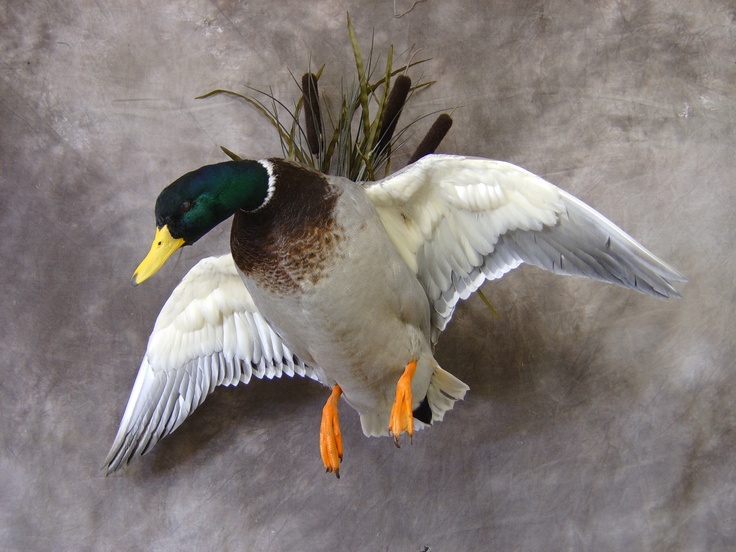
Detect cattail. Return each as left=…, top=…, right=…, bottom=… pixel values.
left=376, top=75, right=412, bottom=153
left=408, top=113, right=453, bottom=164
left=302, top=73, right=323, bottom=155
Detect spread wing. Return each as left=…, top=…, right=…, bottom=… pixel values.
left=104, top=254, right=317, bottom=474
left=366, top=154, right=686, bottom=341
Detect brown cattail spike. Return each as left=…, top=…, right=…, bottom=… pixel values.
left=408, top=113, right=453, bottom=164
left=302, top=73, right=322, bottom=155
left=376, top=75, right=412, bottom=153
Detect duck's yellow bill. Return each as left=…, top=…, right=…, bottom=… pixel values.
left=131, top=225, right=185, bottom=286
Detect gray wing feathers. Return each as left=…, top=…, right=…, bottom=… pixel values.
left=499, top=189, right=685, bottom=298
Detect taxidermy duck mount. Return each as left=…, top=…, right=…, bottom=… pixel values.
left=105, top=17, right=685, bottom=478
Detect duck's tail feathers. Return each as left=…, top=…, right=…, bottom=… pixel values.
left=358, top=364, right=469, bottom=437
left=425, top=364, right=469, bottom=425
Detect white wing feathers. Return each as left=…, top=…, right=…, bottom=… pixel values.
left=367, top=154, right=685, bottom=340
left=104, top=254, right=316, bottom=474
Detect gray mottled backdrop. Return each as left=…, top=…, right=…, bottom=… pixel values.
left=2, top=1, right=734, bottom=550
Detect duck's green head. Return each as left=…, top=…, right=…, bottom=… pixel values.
left=133, top=160, right=270, bottom=285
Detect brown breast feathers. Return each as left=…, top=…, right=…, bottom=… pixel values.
left=230, top=159, right=344, bottom=294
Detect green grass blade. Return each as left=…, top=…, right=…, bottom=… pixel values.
left=476, top=289, right=499, bottom=318
left=220, top=146, right=243, bottom=161
left=347, top=14, right=372, bottom=144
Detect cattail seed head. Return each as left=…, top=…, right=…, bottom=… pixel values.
left=376, top=75, right=412, bottom=153
left=302, top=73, right=323, bottom=155
left=408, top=113, right=453, bottom=164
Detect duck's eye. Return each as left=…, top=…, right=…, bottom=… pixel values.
left=179, top=200, right=192, bottom=213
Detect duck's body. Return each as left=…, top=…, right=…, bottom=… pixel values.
left=104, top=154, right=685, bottom=476
left=231, top=160, right=462, bottom=436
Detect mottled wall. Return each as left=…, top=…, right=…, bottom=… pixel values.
left=1, top=1, right=734, bottom=550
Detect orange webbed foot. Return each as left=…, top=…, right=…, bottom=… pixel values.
left=320, top=385, right=343, bottom=478
left=388, top=360, right=417, bottom=447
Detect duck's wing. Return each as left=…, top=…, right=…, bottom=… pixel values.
left=366, top=154, right=686, bottom=341
left=104, top=254, right=318, bottom=474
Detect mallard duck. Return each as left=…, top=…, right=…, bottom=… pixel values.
left=104, top=154, right=685, bottom=477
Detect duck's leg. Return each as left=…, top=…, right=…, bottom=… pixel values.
left=320, top=384, right=343, bottom=478
left=388, top=360, right=417, bottom=447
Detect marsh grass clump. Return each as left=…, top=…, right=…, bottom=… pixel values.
left=198, top=14, right=454, bottom=182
